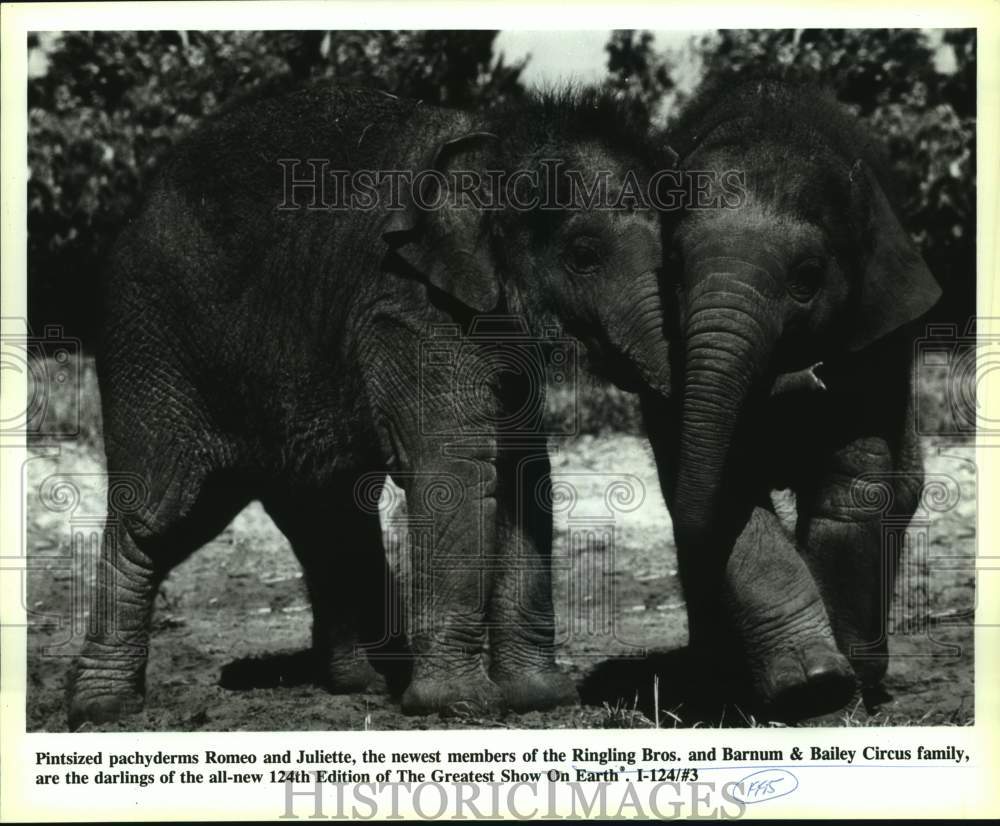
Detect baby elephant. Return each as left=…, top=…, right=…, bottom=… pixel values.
left=67, top=84, right=678, bottom=727
left=644, top=75, right=941, bottom=718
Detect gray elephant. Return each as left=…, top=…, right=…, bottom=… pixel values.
left=641, top=76, right=941, bottom=716
left=66, top=84, right=678, bottom=728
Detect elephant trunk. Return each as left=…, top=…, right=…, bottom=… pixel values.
left=672, top=273, right=780, bottom=548
left=607, top=280, right=674, bottom=398
left=629, top=293, right=674, bottom=399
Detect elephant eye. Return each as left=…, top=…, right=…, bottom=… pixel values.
left=788, top=257, right=825, bottom=302
left=564, top=237, right=602, bottom=275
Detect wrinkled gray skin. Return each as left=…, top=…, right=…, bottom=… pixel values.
left=66, top=85, right=676, bottom=728
left=642, top=78, right=941, bottom=717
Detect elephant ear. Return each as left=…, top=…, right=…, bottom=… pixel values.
left=845, top=159, right=942, bottom=351
left=382, top=131, right=500, bottom=313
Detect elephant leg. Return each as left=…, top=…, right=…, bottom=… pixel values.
left=396, top=451, right=506, bottom=717
left=488, top=444, right=578, bottom=712
left=263, top=484, right=411, bottom=696
left=642, top=393, right=853, bottom=717
left=66, top=517, right=159, bottom=729
left=795, top=434, right=922, bottom=693
left=68, top=475, right=247, bottom=730
left=720, top=505, right=855, bottom=717
left=669, top=507, right=855, bottom=719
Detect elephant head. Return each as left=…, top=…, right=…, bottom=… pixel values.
left=665, top=80, right=941, bottom=547
left=381, top=92, right=675, bottom=400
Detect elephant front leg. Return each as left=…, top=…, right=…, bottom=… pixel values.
left=398, top=453, right=506, bottom=717
left=643, top=394, right=851, bottom=718
left=720, top=505, right=855, bottom=718
left=795, top=435, right=922, bottom=699
left=487, top=445, right=578, bottom=712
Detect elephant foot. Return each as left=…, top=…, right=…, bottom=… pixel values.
left=720, top=506, right=858, bottom=720
left=365, top=637, right=414, bottom=698
left=68, top=690, right=145, bottom=731
left=492, top=668, right=579, bottom=712
left=364, top=632, right=414, bottom=698
left=726, top=602, right=857, bottom=720
left=754, top=641, right=856, bottom=720
left=66, top=660, right=146, bottom=730
left=368, top=653, right=413, bottom=698
left=318, top=652, right=381, bottom=694
left=861, top=681, right=893, bottom=713
left=845, top=635, right=891, bottom=693
left=737, top=595, right=857, bottom=719
left=833, top=629, right=893, bottom=714
left=401, top=669, right=505, bottom=717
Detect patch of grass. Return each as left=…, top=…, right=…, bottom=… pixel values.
left=794, top=695, right=974, bottom=727
left=601, top=695, right=654, bottom=729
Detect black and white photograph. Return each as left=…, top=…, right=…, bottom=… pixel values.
left=14, top=25, right=982, bottom=738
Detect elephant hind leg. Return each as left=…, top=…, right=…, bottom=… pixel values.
left=263, top=483, right=411, bottom=696
left=795, top=435, right=921, bottom=698
left=68, top=474, right=249, bottom=730
left=67, top=517, right=157, bottom=730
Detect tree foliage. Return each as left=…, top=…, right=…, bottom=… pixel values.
left=28, top=29, right=976, bottom=342
left=27, top=30, right=525, bottom=343
left=604, top=30, right=676, bottom=126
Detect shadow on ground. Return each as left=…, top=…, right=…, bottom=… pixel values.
left=578, top=646, right=901, bottom=728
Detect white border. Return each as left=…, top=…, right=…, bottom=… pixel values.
left=2, top=2, right=998, bottom=820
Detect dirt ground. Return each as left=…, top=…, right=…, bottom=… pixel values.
left=24, top=434, right=975, bottom=731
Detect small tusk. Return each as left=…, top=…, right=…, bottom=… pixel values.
left=808, top=362, right=828, bottom=391
left=771, top=362, right=826, bottom=396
